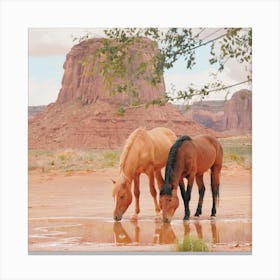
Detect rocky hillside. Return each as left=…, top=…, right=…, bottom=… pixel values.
left=29, top=38, right=216, bottom=150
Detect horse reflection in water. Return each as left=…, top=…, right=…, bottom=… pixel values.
left=153, top=223, right=177, bottom=244
left=113, top=221, right=219, bottom=246
left=113, top=221, right=177, bottom=245
left=113, top=221, right=140, bottom=245
left=184, top=220, right=219, bottom=244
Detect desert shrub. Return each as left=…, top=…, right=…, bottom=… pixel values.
left=58, top=154, right=66, bottom=161
left=176, top=235, right=211, bottom=252
left=102, top=150, right=120, bottom=167
left=116, top=106, right=126, bottom=116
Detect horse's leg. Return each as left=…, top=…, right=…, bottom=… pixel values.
left=194, top=174, right=205, bottom=217
left=184, top=174, right=195, bottom=220
left=154, top=169, right=164, bottom=191
left=210, top=165, right=221, bottom=218
left=130, top=175, right=140, bottom=221
left=154, top=169, right=164, bottom=210
left=147, top=170, right=161, bottom=220
left=179, top=180, right=188, bottom=220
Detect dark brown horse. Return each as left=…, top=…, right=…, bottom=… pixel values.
left=160, top=135, right=223, bottom=223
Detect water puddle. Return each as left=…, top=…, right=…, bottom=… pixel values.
left=29, top=218, right=251, bottom=253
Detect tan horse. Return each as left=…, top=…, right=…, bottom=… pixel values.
left=160, top=135, right=223, bottom=223
left=112, top=127, right=176, bottom=221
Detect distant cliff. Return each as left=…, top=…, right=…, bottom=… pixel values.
left=223, top=90, right=252, bottom=132
left=28, top=105, right=46, bottom=120
left=180, top=89, right=252, bottom=134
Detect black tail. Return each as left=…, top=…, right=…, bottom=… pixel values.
left=217, top=185, right=220, bottom=207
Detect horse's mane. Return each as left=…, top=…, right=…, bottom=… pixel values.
left=119, top=127, right=147, bottom=177
left=160, top=135, right=192, bottom=196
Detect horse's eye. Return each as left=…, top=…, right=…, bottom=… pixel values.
left=120, top=195, right=124, bottom=199
left=168, top=198, right=172, bottom=202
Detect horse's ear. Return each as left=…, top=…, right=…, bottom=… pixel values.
left=111, top=179, right=116, bottom=184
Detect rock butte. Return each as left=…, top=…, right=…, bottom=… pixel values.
left=29, top=38, right=228, bottom=149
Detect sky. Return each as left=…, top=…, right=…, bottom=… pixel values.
left=28, top=28, right=251, bottom=106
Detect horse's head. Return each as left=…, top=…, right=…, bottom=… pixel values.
left=112, top=179, right=132, bottom=221
left=160, top=184, right=179, bottom=223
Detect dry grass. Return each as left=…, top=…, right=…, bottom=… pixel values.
left=28, top=135, right=252, bottom=174
left=220, top=135, right=252, bottom=169
left=28, top=149, right=121, bottom=173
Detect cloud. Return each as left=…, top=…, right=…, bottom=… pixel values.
left=225, top=59, right=251, bottom=81
left=28, top=28, right=227, bottom=56
left=29, top=28, right=105, bottom=56
left=164, top=65, right=251, bottom=104
left=28, top=77, right=61, bottom=106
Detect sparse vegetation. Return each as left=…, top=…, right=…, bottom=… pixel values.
left=28, top=149, right=121, bottom=173
left=220, top=135, right=251, bottom=169
left=102, top=150, right=120, bottom=167
left=116, top=106, right=126, bottom=116
left=28, top=136, right=251, bottom=174
left=176, top=235, right=211, bottom=252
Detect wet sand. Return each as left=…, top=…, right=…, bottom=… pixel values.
left=28, top=167, right=251, bottom=253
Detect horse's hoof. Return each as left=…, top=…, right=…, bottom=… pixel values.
left=210, top=215, right=216, bottom=220
left=130, top=214, right=138, bottom=221
left=154, top=213, right=161, bottom=222
left=183, top=216, right=190, bottom=221
left=193, top=215, right=200, bottom=220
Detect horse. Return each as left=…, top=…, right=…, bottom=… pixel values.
left=159, top=134, right=223, bottom=223
left=112, top=127, right=177, bottom=221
